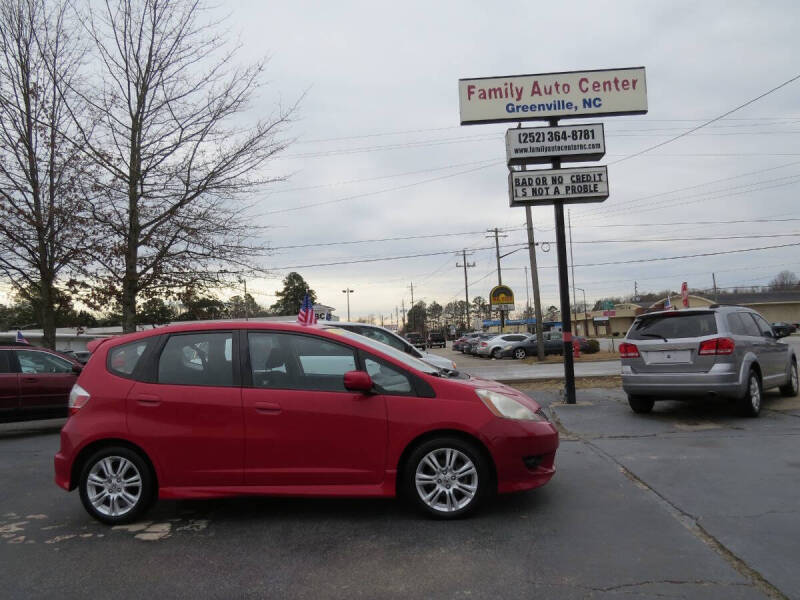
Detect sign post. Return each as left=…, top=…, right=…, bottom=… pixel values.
left=459, top=66, right=647, bottom=404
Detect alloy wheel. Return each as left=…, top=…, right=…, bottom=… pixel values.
left=414, top=448, right=478, bottom=513
left=86, top=456, right=143, bottom=517
left=749, top=375, right=761, bottom=412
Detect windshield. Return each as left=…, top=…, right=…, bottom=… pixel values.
left=323, top=328, right=439, bottom=375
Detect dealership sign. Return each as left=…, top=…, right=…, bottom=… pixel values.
left=509, top=166, right=609, bottom=206
left=489, top=285, right=515, bottom=311
left=506, top=124, right=605, bottom=165
left=459, top=67, right=647, bottom=125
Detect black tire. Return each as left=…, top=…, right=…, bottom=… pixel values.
left=78, top=446, right=155, bottom=525
left=404, top=437, right=490, bottom=519
left=779, top=360, right=798, bottom=397
left=628, top=395, right=655, bottom=414
left=739, top=369, right=762, bottom=417
left=490, top=348, right=501, bottom=359
left=513, top=348, right=527, bottom=360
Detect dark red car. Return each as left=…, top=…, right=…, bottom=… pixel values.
left=0, top=344, right=82, bottom=421
left=54, top=322, right=558, bottom=524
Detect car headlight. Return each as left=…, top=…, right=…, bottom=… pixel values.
left=476, top=389, right=545, bottom=421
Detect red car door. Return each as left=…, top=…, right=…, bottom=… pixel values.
left=242, top=331, right=387, bottom=487
left=125, top=331, right=244, bottom=487
left=0, top=350, right=20, bottom=413
left=15, top=349, right=77, bottom=411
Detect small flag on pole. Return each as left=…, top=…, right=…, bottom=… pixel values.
left=297, top=294, right=317, bottom=325
left=15, top=330, right=29, bottom=345
left=663, top=296, right=672, bottom=310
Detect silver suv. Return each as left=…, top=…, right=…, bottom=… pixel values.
left=620, top=306, right=798, bottom=417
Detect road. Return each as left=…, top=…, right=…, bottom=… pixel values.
left=1, top=386, right=798, bottom=598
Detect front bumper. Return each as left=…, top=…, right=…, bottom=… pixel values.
left=484, top=419, right=559, bottom=494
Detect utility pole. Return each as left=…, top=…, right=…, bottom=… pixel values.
left=524, top=266, right=531, bottom=320
left=487, top=227, right=508, bottom=331
left=342, top=288, right=354, bottom=321
left=712, top=273, right=718, bottom=302
left=569, top=209, right=578, bottom=335
left=401, top=299, right=406, bottom=331
left=395, top=306, right=399, bottom=329
left=457, top=250, right=476, bottom=329
left=634, top=280, right=639, bottom=302
left=524, top=201, right=545, bottom=361
left=408, top=282, right=415, bottom=331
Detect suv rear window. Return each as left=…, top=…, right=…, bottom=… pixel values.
left=628, top=312, right=717, bottom=340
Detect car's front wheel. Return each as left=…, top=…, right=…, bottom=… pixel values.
left=405, top=438, right=490, bottom=519
left=79, top=446, right=155, bottom=525
left=739, top=369, right=762, bottom=417
left=779, top=360, right=798, bottom=397
left=513, top=348, right=527, bottom=360
left=628, top=395, right=654, bottom=414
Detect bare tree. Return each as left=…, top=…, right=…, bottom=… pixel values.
left=71, top=0, right=294, bottom=332
left=769, top=270, right=798, bottom=290
left=0, top=0, right=91, bottom=348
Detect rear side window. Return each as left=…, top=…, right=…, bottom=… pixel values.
left=158, top=332, right=233, bottom=387
left=628, top=313, right=717, bottom=340
left=16, top=350, right=73, bottom=374
left=109, top=340, right=152, bottom=378
left=726, top=313, right=749, bottom=336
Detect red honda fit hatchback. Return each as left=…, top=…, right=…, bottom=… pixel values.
left=55, top=322, right=558, bottom=523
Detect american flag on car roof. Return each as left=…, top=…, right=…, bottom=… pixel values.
left=297, top=293, right=317, bottom=325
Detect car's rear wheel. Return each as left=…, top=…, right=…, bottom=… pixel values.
left=79, top=446, right=154, bottom=525
left=779, top=360, right=798, bottom=397
left=739, top=369, right=762, bottom=417
left=490, top=348, right=501, bottom=359
left=513, top=348, right=527, bottom=360
left=628, top=395, right=654, bottom=414
left=405, top=437, right=489, bottom=519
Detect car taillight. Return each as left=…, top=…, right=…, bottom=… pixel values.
left=68, top=383, right=90, bottom=416
left=480, top=342, right=488, bottom=347
left=619, top=342, right=640, bottom=358
left=698, top=337, right=735, bottom=355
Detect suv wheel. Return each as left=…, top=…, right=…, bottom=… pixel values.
left=513, top=348, right=527, bottom=360
left=779, top=360, right=798, bottom=397
left=405, top=437, right=489, bottom=519
left=79, top=446, right=155, bottom=525
left=739, top=369, right=762, bottom=417
left=628, top=395, right=654, bottom=414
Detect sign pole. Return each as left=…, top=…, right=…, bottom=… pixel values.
left=549, top=117, right=576, bottom=404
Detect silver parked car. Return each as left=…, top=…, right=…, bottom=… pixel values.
left=620, top=306, right=798, bottom=417
left=325, top=322, right=457, bottom=372
left=475, top=333, right=532, bottom=358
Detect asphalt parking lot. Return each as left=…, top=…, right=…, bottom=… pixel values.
left=1, top=386, right=798, bottom=599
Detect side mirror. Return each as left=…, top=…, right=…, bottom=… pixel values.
left=343, top=370, right=373, bottom=393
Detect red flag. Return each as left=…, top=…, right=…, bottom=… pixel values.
left=681, top=282, right=689, bottom=308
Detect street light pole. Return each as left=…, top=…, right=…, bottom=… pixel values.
left=575, top=286, right=588, bottom=336
left=342, top=288, right=353, bottom=321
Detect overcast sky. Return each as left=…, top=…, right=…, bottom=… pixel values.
left=8, top=0, right=800, bottom=322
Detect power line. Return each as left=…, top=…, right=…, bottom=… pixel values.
left=609, top=72, right=800, bottom=165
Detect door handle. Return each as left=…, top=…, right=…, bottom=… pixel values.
left=135, top=393, right=161, bottom=406
left=254, top=401, right=281, bottom=414
left=22, top=377, right=38, bottom=383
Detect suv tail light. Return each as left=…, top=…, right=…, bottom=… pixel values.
left=68, top=383, right=90, bottom=416
left=619, top=342, right=640, bottom=358
left=698, top=337, right=735, bottom=356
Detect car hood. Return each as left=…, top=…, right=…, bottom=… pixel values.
left=419, top=351, right=455, bottom=371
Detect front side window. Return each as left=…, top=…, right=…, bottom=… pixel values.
left=16, top=350, right=72, bottom=374
left=248, top=332, right=356, bottom=392
left=750, top=314, right=774, bottom=337
left=358, top=326, right=407, bottom=352
left=158, top=332, right=233, bottom=387
left=364, top=356, right=412, bottom=395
